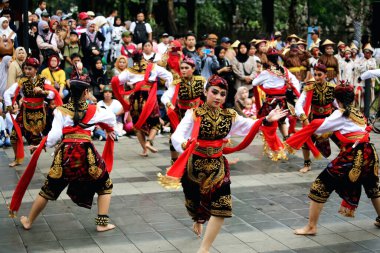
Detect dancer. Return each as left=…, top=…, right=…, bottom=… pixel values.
left=295, top=64, right=337, bottom=173
left=252, top=48, right=300, bottom=160
left=4, top=57, right=62, bottom=167
left=11, top=79, right=116, bottom=232
left=111, top=51, right=173, bottom=156
left=161, top=57, right=206, bottom=164
left=285, top=83, right=380, bottom=235
left=159, top=75, right=288, bottom=253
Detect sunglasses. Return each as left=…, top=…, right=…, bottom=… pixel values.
left=211, top=88, right=226, bottom=97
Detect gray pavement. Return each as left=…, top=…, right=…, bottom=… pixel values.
left=1, top=132, right=380, bottom=253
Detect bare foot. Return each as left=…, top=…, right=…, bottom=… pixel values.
left=294, top=225, right=317, bottom=235
left=375, top=221, right=380, bottom=228
left=9, top=161, right=21, bottom=167
left=145, top=142, right=158, bottom=153
left=299, top=166, right=311, bottom=173
left=20, top=216, right=32, bottom=230
left=139, top=152, right=148, bottom=157
left=193, top=222, right=203, bottom=238
left=97, top=223, right=116, bottom=232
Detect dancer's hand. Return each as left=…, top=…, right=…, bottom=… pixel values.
left=266, top=108, right=288, bottom=122
left=106, top=131, right=116, bottom=141
left=28, top=145, right=38, bottom=152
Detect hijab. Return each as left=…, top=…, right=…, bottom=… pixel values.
left=0, top=17, right=14, bottom=39
left=13, top=47, right=27, bottom=64
left=0, top=55, right=12, bottom=97
left=86, top=20, right=102, bottom=48
left=236, top=42, right=250, bottom=63
left=38, top=20, right=52, bottom=40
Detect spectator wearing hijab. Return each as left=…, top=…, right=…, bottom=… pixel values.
left=80, top=20, right=105, bottom=70
left=0, top=55, right=11, bottom=98
left=231, top=42, right=257, bottom=94
left=28, top=22, right=40, bottom=59
left=7, top=47, right=26, bottom=89
left=36, top=20, right=64, bottom=70
left=40, top=55, right=68, bottom=98
left=89, top=56, right=108, bottom=101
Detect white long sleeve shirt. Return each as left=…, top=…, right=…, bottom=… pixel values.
left=171, top=109, right=259, bottom=153
left=314, top=109, right=366, bottom=135
left=46, top=106, right=116, bottom=148
left=4, top=80, right=55, bottom=107
left=251, top=69, right=301, bottom=92
left=361, top=69, right=380, bottom=80
left=295, top=87, right=339, bottom=117
left=118, top=64, right=173, bottom=88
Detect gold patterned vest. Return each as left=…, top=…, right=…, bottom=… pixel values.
left=306, top=82, right=336, bottom=119
left=19, top=76, right=47, bottom=135
left=195, top=103, right=236, bottom=140
left=178, top=76, right=205, bottom=101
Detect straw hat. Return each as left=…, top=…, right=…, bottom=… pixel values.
left=286, top=34, right=299, bottom=42
left=363, top=43, right=374, bottom=53
left=321, top=39, right=335, bottom=47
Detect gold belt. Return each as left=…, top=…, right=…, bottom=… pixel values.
left=288, top=67, right=301, bottom=73
left=64, top=133, right=92, bottom=141
left=195, top=146, right=223, bottom=157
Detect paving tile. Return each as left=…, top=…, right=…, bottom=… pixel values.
left=0, top=243, right=27, bottom=253
left=24, top=241, right=64, bottom=253
left=247, top=238, right=290, bottom=252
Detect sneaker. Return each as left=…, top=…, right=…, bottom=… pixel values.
left=163, top=126, right=171, bottom=133
left=99, top=136, right=104, bottom=141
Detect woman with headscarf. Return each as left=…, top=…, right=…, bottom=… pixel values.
left=231, top=42, right=257, bottom=96
left=111, top=55, right=128, bottom=76
left=0, top=55, right=12, bottom=98
left=41, top=55, right=68, bottom=98
left=110, top=16, right=126, bottom=62
left=36, top=20, right=64, bottom=70
left=80, top=20, right=105, bottom=70
left=0, top=17, right=16, bottom=57
left=141, top=40, right=161, bottom=63
left=7, top=47, right=26, bottom=89
left=89, top=56, right=108, bottom=101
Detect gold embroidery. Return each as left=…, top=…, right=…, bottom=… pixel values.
left=211, top=195, right=232, bottom=208
left=87, top=148, right=102, bottom=179
left=349, top=150, right=363, bottom=183
left=48, top=148, right=63, bottom=179
left=309, top=178, right=330, bottom=203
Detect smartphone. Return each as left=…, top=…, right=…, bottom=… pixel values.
left=202, top=48, right=211, bottom=55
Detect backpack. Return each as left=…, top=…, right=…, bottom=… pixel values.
left=133, top=22, right=148, bottom=44
left=40, top=34, right=59, bottom=61
left=86, top=33, right=103, bottom=57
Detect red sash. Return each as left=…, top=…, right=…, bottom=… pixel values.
left=158, top=117, right=264, bottom=188
left=167, top=83, right=181, bottom=131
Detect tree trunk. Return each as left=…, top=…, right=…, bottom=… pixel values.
left=167, top=0, right=178, bottom=35
left=186, top=0, right=196, bottom=33
left=372, top=1, right=380, bottom=47
left=288, top=0, right=298, bottom=35
left=146, top=0, right=154, bottom=18
left=261, top=0, right=274, bottom=36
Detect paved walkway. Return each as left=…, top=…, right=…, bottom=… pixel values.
left=1, top=132, right=380, bottom=253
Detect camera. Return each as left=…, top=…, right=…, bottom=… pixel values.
left=202, top=48, right=211, bottom=55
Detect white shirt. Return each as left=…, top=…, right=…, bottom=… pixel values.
left=339, top=59, right=355, bottom=84
left=97, top=99, right=123, bottom=115
left=171, top=109, right=258, bottom=153
left=315, top=109, right=366, bottom=135
left=4, top=80, right=55, bottom=107
left=129, top=22, right=152, bottom=34
left=361, top=69, right=380, bottom=80
left=143, top=52, right=161, bottom=63
left=46, top=106, right=116, bottom=148
left=251, top=69, right=301, bottom=92
left=118, top=64, right=173, bottom=88
left=157, top=42, right=169, bottom=56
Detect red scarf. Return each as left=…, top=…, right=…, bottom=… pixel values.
left=159, top=117, right=264, bottom=188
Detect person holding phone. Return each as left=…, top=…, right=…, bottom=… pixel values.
left=214, top=46, right=235, bottom=107
left=199, top=34, right=219, bottom=80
